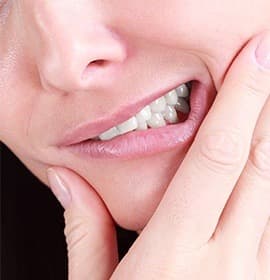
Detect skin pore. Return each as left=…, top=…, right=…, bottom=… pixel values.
left=1, top=0, right=270, bottom=231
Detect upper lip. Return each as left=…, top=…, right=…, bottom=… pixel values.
left=58, top=77, right=196, bottom=146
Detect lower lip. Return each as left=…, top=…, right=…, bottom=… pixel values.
left=64, top=81, right=215, bottom=159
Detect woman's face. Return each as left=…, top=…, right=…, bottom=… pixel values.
left=1, top=0, right=269, bottom=230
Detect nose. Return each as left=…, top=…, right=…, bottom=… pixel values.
left=30, top=2, right=127, bottom=93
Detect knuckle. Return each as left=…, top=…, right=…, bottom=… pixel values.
left=249, top=138, right=270, bottom=178
left=239, top=70, right=270, bottom=99
left=197, top=130, right=244, bottom=173
left=64, top=212, right=90, bottom=253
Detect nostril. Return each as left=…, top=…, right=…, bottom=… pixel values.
left=90, top=59, right=106, bottom=66
left=81, top=59, right=108, bottom=80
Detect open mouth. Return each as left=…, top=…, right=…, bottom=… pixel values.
left=62, top=78, right=216, bottom=159
left=95, top=82, right=192, bottom=141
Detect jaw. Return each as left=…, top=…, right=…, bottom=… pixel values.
left=73, top=146, right=187, bottom=231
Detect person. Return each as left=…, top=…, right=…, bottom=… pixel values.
left=1, top=1, right=270, bottom=279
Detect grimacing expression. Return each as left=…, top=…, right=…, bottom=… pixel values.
left=1, top=1, right=269, bottom=230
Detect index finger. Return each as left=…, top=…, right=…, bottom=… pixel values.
left=147, top=31, right=270, bottom=249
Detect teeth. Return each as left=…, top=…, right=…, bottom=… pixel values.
left=162, top=105, right=179, bottom=123
left=117, top=116, right=138, bottom=135
left=136, top=105, right=151, bottom=121
left=149, top=96, right=167, bottom=113
left=99, top=127, right=120, bottom=141
left=176, top=84, right=189, bottom=98
left=147, top=113, right=166, bottom=128
left=136, top=118, right=148, bottom=130
left=165, top=90, right=178, bottom=105
left=136, top=107, right=150, bottom=130
left=175, top=97, right=190, bottom=114
left=97, top=82, right=191, bottom=140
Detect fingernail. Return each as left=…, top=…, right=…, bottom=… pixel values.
left=255, top=32, right=270, bottom=69
left=47, top=168, right=71, bottom=209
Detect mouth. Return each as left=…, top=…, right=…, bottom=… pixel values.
left=59, top=77, right=216, bottom=159
left=94, top=82, right=192, bottom=141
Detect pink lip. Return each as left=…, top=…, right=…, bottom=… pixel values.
left=58, top=77, right=195, bottom=146
left=60, top=79, right=216, bottom=159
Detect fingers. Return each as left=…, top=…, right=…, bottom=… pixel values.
left=47, top=167, right=118, bottom=280
left=212, top=97, right=270, bottom=260
left=147, top=31, right=270, bottom=249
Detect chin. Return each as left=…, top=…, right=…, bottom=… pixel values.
left=80, top=148, right=186, bottom=231
left=109, top=178, right=170, bottom=231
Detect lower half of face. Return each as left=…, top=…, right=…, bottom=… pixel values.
left=1, top=0, right=270, bottom=231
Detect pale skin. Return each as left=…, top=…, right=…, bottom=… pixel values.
left=1, top=1, right=270, bottom=279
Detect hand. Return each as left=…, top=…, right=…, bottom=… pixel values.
left=47, top=31, right=270, bottom=280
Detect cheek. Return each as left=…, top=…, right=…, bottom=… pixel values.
left=139, top=0, right=269, bottom=90
left=183, top=2, right=270, bottom=89
left=0, top=78, right=41, bottom=172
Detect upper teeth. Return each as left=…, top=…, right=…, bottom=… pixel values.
left=98, top=83, right=191, bottom=141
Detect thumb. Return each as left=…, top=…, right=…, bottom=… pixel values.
left=47, top=167, right=118, bottom=280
